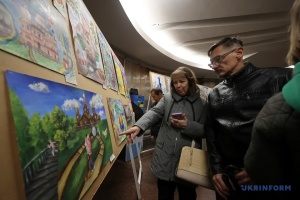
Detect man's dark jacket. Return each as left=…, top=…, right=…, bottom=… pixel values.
left=205, top=62, right=293, bottom=174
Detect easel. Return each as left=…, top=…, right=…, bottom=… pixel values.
left=128, top=137, right=143, bottom=200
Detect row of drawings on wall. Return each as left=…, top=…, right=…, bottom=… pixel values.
left=1, top=0, right=133, bottom=199
left=0, top=0, right=129, bottom=97
left=5, top=70, right=134, bottom=199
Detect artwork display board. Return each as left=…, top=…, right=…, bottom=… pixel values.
left=5, top=70, right=113, bottom=200
left=0, top=0, right=131, bottom=199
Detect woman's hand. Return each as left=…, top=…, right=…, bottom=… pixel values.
left=119, top=126, right=141, bottom=143
left=170, top=114, right=187, bottom=129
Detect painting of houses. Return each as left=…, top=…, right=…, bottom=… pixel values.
left=0, top=0, right=77, bottom=84
left=67, top=0, right=106, bottom=85
left=97, top=28, right=118, bottom=91
left=5, top=70, right=113, bottom=200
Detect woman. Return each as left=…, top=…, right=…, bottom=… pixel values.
left=120, top=66, right=207, bottom=200
left=244, top=0, right=300, bottom=199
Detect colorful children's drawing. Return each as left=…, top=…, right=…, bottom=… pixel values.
left=111, top=51, right=126, bottom=96
left=53, top=0, right=67, bottom=18
left=149, top=71, right=168, bottom=95
left=123, top=101, right=134, bottom=127
left=97, top=29, right=118, bottom=91
left=116, top=52, right=130, bottom=97
left=67, top=0, right=106, bottom=85
left=0, top=0, right=77, bottom=84
left=107, top=98, right=127, bottom=146
left=5, top=70, right=112, bottom=200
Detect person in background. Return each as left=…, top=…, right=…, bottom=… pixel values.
left=204, top=36, right=293, bottom=200
left=149, top=88, right=164, bottom=141
left=131, top=99, right=144, bottom=122
left=244, top=0, right=300, bottom=199
left=120, top=66, right=207, bottom=200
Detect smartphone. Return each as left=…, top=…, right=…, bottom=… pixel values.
left=171, top=112, right=183, bottom=120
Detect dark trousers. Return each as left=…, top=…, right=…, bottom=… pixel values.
left=157, top=178, right=197, bottom=200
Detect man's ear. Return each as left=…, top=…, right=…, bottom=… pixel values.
left=236, top=48, right=243, bottom=59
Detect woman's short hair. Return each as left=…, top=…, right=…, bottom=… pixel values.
left=170, top=66, right=198, bottom=96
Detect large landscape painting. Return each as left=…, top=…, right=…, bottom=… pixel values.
left=5, top=70, right=113, bottom=200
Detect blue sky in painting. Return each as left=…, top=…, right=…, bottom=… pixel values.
left=5, top=70, right=107, bottom=120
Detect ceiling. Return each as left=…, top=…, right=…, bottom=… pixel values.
left=83, top=0, right=294, bottom=79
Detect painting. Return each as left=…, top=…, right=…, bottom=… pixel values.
left=107, top=98, right=127, bottom=146
left=67, top=0, right=106, bottom=85
left=123, top=100, right=134, bottom=127
left=149, top=71, right=168, bottom=95
left=111, top=51, right=125, bottom=96
left=5, top=70, right=113, bottom=200
left=0, top=0, right=77, bottom=84
left=97, top=28, right=118, bottom=91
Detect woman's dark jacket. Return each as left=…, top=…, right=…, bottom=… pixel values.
left=135, top=89, right=207, bottom=181
left=205, top=62, right=293, bottom=174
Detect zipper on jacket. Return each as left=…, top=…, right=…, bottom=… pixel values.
left=173, top=137, right=177, bottom=154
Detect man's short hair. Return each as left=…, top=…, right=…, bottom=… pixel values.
left=150, top=88, right=163, bottom=95
left=208, top=37, right=243, bottom=56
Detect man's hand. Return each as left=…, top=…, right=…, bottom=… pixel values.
left=234, top=168, right=254, bottom=185
left=213, top=173, right=231, bottom=200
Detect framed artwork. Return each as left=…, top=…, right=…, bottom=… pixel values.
left=149, top=71, right=168, bottom=95
left=67, top=0, right=106, bottom=85
left=111, top=51, right=125, bottom=96
left=97, top=29, right=118, bottom=91
left=107, top=98, right=127, bottom=146
left=123, top=101, right=134, bottom=127
left=5, top=70, right=113, bottom=200
left=0, top=0, right=77, bottom=84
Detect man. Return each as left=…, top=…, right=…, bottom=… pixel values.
left=149, top=88, right=164, bottom=140
left=204, top=37, right=292, bottom=200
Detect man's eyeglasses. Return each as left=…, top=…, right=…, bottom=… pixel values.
left=208, top=48, right=237, bottom=68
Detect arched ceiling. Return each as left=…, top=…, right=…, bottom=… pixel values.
left=84, top=0, right=294, bottom=79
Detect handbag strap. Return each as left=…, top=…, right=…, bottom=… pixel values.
left=189, top=140, right=196, bottom=166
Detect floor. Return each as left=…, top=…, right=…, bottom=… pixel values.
left=93, top=136, right=216, bottom=200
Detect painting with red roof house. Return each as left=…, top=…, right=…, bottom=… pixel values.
left=67, top=0, right=106, bottom=85
left=0, top=0, right=77, bottom=84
